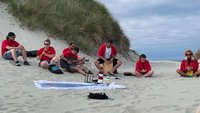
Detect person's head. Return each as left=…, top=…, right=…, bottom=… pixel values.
left=69, top=42, right=75, bottom=49
left=44, top=39, right=51, bottom=48
left=72, top=47, right=79, bottom=54
left=139, top=54, right=147, bottom=63
left=106, top=39, right=114, bottom=48
left=6, top=32, right=16, bottom=41
left=185, top=49, right=193, bottom=58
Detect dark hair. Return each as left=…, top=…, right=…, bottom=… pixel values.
left=73, top=47, right=79, bottom=53
left=185, top=49, right=193, bottom=56
left=6, top=32, right=15, bottom=40
left=107, top=39, right=113, bottom=44
left=69, top=42, right=75, bottom=46
left=139, top=54, right=146, bottom=59
left=44, top=39, right=51, bottom=44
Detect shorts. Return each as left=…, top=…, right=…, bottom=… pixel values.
left=3, top=49, right=22, bottom=60
left=60, top=59, right=76, bottom=72
left=38, top=60, right=51, bottom=67
left=140, top=72, right=148, bottom=75
left=98, top=58, right=118, bottom=66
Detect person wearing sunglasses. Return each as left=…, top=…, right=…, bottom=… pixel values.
left=37, top=39, right=56, bottom=69
left=1, top=32, right=30, bottom=66
left=176, top=49, right=200, bottom=77
left=133, top=54, right=154, bottom=77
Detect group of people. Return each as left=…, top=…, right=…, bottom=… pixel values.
left=1, top=32, right=200, bottom=77
left=1, top=32, right=122, bottom=76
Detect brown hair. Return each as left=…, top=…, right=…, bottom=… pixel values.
left=185, top=49, right=193, bottom=56
left=44, top=39, right=51, bottom=44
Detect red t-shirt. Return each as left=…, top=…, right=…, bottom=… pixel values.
left=37, top=46, right=56, bottom=61
left=180, top=59, right=199, bottom=72
left=62, top=48, right=71, bottom=54
left=63, top=51, right=78, bottom=60
left=98, top=43, right=117, bottom=58
left=1, top=40, right=20, bottom=56
left=135, top=59, right=151, bottom=73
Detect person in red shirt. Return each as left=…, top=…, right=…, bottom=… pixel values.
left=37, top=39, right=56, bottom=69
left=176, top=49, right=200, bottom=77
left=62, top=42, right=75, bottom=54
left=52, top=47, right=89, bottom=75
left=94, top=39, right=122, bottom=75
left=1, top=32, right=30, bottom=66
left=133, top=54, right=154, bottom=77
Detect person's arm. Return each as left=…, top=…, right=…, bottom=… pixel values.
left=60, top=54, right=72, bottom=64
left=180, top=60, right=186, bottom=72
left=43, top=53, right=55, bottom=58
left=37, top=48, right=46, bottom=60
left=136, top=61, right=142, bottom=73
left=43, top=47, right=56, bottom=59
left=6, top=41, right=22, bottom=50
left=192, top=59, right=199, bottom=71
left=5, top=46, right=18, bottom=50
left=99, top=56, right=109, bottom=64
left=37, top=52, right=44, bottom=60
left=146, top=61, right=152, bottom=72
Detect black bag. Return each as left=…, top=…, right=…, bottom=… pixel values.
left=48, top=64, right=63, bottom=74
left=123, top=72, right=134, bottom=76
left=26, top=50, right=38, bottom=57
left=88, top=92, right=108, bottom=99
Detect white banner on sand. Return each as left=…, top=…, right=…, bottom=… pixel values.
left=34, top=80, right=126, bottom=90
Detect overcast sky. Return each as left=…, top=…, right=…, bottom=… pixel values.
left=100, top=0, right=200, bottom=60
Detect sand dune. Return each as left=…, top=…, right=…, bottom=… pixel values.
left=0, top=2, right=200, bottom=113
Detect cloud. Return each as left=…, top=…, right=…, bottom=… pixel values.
left=99, top=0, right=200, bottom=60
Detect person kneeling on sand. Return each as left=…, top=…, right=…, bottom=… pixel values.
left=52, top=47, right=89, bottom=76
left=176, top=49, right=200, bottom=77
left=37, top=39, right=57, bottom=69
left=133, top=54, right=154, bottom=77
left=1, top=32, right=30, bottom=66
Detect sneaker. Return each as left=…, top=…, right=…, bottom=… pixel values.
left=24, top=61, right=30, bottom=66
left=15, top=61, right=21, bottom=66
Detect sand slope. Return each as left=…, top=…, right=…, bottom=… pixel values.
left=0, top=2, right=200, bottom=113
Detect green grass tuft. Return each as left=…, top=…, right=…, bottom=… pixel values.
left=6, top=0, right=130, bottom=55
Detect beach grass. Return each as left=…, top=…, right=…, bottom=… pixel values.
left=5, top=0, right=130, bottom=55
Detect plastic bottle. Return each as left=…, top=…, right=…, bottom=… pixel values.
left=98, top=71, right=104, bottom=84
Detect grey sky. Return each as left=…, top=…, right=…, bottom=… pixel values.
left=100, top=0, right=200, bottom=60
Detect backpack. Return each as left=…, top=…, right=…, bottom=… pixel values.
left=26, top=50, right=38, bottom=57
left=48, top=64, right=63, bottom=74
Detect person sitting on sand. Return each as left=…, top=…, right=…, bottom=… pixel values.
left=94, top=39, right=122, bottom=75
left=1, top=32, right=30, bottom=66
left=62, top=42, right=75, bottom=54
left=176, top=49, right=200, bottom=77
left=133, top=54, right=154, bottom=77
left=37, top=39, right=56, bottom=69
left=52, top=47, right=89, bottom=76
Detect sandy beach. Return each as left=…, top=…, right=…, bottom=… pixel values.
left=0, top=2, right=200, bottom=113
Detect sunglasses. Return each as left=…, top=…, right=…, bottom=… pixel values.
left=44, top=43, right=49, bottom=45
left=186, top=53, right=192, bottom=56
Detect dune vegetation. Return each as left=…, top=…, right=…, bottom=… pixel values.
left=3, top=0, right=130, bottom=55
